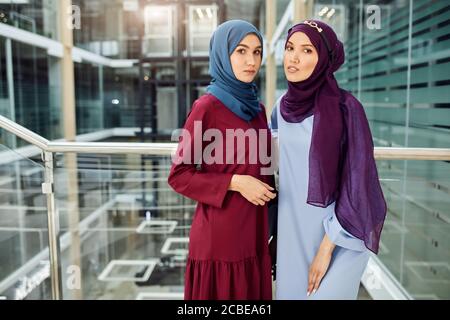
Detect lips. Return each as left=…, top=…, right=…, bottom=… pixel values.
left=287, top=66, right=299, bottom=73
left=244, top=70, right=256, bottom=74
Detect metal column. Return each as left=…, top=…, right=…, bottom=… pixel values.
left=42, top=151, right=62, bottom=300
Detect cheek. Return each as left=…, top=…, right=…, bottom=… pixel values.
left=255, top=56, right=262, bottom=69
left=230, top=54, right=240, bottom=71
left=234, top=57, right=249, bottom=74
left=230, top=56, right=237, bottom=71
left=283, top=53, right=290, bottom=66
left=303, top=56, right=318, bottom=72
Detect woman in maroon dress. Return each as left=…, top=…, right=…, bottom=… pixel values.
left=168, top=20, right=275, bottom=300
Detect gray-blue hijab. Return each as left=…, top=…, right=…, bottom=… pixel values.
left=206, top=20, right=263, bottom=121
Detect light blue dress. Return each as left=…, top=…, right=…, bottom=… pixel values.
left=271, top=99, right=370, bottom=300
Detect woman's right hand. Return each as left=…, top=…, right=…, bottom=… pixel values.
left=228, top=174, right=276, bottom=206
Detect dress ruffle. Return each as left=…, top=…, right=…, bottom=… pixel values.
left=184, top=254, right=272, bottom=300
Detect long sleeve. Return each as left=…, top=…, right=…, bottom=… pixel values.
left=323, top=210, right=366, bottom=252
left=168, top=98, right=233, bottom=208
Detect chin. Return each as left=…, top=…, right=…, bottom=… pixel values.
left=239, top=77, right=254, bottom=83
left=286, top=74, right=305, bottom=82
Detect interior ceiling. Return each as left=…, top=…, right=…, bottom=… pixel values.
left=224, top=0, right=264, bottom=22
left=224, top=0, right=293, bottom=25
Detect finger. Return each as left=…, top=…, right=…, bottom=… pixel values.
left=251, top=200, right=259, bottom=206
left=308, top=269, right=313, bottom=286
left=307, top=281, right=314, bottom=296
left=313, top=273, right=324, bottom=294
left=253, top=198, right=264, bottom=206
left=260, top=188, right=276, bottom=198
left=307, top=271, right=314, bottom=295
left=310, top=273, right=319, bottom=295
left=256, top=180, right=273, bottom=190
left=260, top=195, right=271, bottom=202
left=266, top=191, right=277, bottom=199
left=261, top=181, right=274, bottom=190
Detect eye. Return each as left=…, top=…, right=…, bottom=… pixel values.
left=285, top=46, right=294, bottom=52
left=254, top=49, right=261, bottom=56
left=303, top=48, right=313, bottom=54
left=236, top=48, right=246, bottom=54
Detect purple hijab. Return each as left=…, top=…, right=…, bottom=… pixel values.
left=280, top=20, right=387, bottom=254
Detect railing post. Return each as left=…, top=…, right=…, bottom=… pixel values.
left=42, top=151, right=63, bottom=300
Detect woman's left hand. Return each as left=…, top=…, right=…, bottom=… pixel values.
left=307, top=234, right=336, bottom=296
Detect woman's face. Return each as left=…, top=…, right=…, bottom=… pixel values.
left=283, top=31, right=319, bottom=82
left=230, top=33, right=262, bottom=83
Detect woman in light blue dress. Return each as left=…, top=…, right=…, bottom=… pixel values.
left=270, top=20, right=387, bottom=300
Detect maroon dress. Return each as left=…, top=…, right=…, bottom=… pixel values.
left=168, top=94, right=273, bottom=300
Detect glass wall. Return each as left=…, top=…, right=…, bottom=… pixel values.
left=75, top=62, right=103, bottom=134
left=0, top=37, right=9, bottom=146
left=12, top=41, right=60, bottom=142
left=0, top=37, right=62, bottom=147
left=72, top=0, right=142, bottom=59
left=102, top=65, right=141, bottom=130
left=331, top=0, right=450, bottom=149
left=0, top=0, right=59, bottom=40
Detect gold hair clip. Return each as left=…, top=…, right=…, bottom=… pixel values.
left=303, top=20, right=323, bottom=33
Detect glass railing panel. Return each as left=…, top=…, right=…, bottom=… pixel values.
left=0, top=138, right=51, bottom=300
left=54, top=152, right=194, bottom=300
left=377, top=159, right=450, bottom=300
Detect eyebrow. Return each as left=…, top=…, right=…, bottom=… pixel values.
left=286, top=41, right=314, bottom=47
left=236, top=44, right=262, bottom=49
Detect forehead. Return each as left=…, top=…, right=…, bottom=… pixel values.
left=288, top=31, right=313, bottom=45
left=237, top=33, right=262, bottom=47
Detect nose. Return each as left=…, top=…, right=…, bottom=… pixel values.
left=290, top=52, right=300, bottom=64
left=246, top=54, right=256, bottom=67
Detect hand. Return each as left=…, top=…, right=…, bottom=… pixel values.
left=307, top=234, right=336, bottom=296
left=228, top=174, right=276, bottom=206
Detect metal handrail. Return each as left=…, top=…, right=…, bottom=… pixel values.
left=374, top=147, right=450, bottom=161
left=0, top=115, right=49, bottom=150
left=0, top=115, right=178, bottom=154
left=47, top=141, right=177, bottom=155
left=2, top=114, right=450, bottom=160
